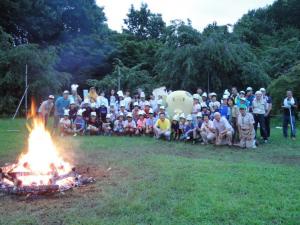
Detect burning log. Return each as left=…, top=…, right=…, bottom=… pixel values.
left=1, top=185, right=60, bottom=195
left=0, top=118, right=95, bottom=196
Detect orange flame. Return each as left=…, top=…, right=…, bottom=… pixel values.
left=27, top=97, right=37, bottom=119
left=12, top=117, right=72, bottom=186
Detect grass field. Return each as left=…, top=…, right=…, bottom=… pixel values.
left=0, top=118, right=299, bottom=225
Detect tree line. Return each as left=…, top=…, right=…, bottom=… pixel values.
left=0, top=0, right=299, bottom=115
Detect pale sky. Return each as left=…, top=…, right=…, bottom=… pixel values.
left=96, top=0, right=275, bottom=32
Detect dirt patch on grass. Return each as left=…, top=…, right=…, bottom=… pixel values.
left=0, top=163, right=129, bottom=221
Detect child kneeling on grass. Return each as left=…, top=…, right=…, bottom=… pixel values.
left=145, top=109, right=155, bottom=136
left=102, top=114, right=113, bottom=136
left=178, top=113, right=186, bottom=138
left=73, top=109, right=86, bottom=136
left=124, top=113, right=136, bottom=136
left=180, top=114, right=194, bottom=141
left=86, top=112, right=101, bottom=135
left=114, top=113, right=125, bottom=135
left=171, top=115, right=180, bottom=141
left=193, top=112, right=203, bottom=144
left=59, top=110, right=72, bottom=136
left=200, top=114, right=216, bottom=145
left=136, top=110, right=147, bottom=135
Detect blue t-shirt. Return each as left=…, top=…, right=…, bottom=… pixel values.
left=55, top=97, right=70, bottom=116
left=184, top=123, right=194, bottom=133
left=247, top=95, right=255, bottom=106
left=219, top=105, right=229, bottom=119
left=74, top=117, right=85, bottom=130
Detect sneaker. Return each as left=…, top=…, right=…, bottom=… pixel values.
left=73, top=133, right=77, bottom=137
left=292, top=137, right=296, bottom=141
left=264, top=139, right=268, bottom=144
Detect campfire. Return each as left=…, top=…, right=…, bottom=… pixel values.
left=0, top=119, right=95, bottom=196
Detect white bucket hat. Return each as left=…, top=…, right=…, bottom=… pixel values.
left=64, top=109, right=69, bottom=116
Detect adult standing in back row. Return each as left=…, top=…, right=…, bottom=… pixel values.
left=260, top=88, right=272, bottom=139
left=282, top=90, right=297, bottom=140
left=252, top=91, right=268, bottom=143
left=38, top=95, right=54, bottom=127
left=53, top=90, right=70, bottom=132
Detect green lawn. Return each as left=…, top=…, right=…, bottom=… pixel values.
left=0, top=118, right=299, bottom=225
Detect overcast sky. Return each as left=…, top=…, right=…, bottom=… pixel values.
left=96, top=0, right=275, bottom=32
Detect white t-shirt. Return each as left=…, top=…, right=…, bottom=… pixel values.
left=213, top=117, right=233, bottom=133
left=96, top=96, right=109, bottom=108
left=192, top=103, right=201, bottom=114
left=59, top=118, right=71, bottom=128
left=252, top=98, right=266, bottom=114
left=201, top=120, right=214, bottom=134
left=123, top=120, right=136, bottom=128
left=124, top=97, right=132, bottom=110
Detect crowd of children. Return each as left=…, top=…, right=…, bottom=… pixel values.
left=38, top=85, right=297, bottom=149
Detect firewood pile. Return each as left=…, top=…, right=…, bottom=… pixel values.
left=0, top=163, right=95, bottom=196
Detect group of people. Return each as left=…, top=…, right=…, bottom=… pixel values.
left=38, top=85, right=298, bottom=149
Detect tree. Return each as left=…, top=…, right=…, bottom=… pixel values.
left=0, top=0, right=108, bottom=45
left=0, top=32, right=71, bottom=115
left=268, top=62, right=300, bottom=112
left=87, top=63, right=157, bottom=95
left=123, top=3, right=166, bottom=40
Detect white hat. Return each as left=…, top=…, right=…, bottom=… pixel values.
left=210, top=92, right=217, bottom=97
left=71, top=84, right=79, bottom=91
left=77, top=109, right=84, bottom=116
left=70, top=99, right=75, bottom=105
left=201, top=102, right=208, bottom=108
left=246, top=87, right=253, bottom=91
left=240, top=91, right=245, bottom=95
left=186, top=115, right=192, bottom=121
left=133, top=102, right=139, bottom=107
left=91, top=112, right=97, bottom=117
left=222, top=95, right=229, bottom=100
left=63, top=90, right=69, bottom=94
left=260, top=88, right=266, bottom=92
left=179, top=113, right=185, bottom=119
left=149, top=108, right=154, bottom=114
left=255, top=91, right=262, bottom=95
left=157, top=99, right=163, bottom=105
left=140, top=92, right=145, bottom=98
left=90, top=102, right=97, bottom=108
left=172, top=115, right=179, bottom=121
left=64, top=109, right=69, bottom=116
left=196, top=112, right=202, bottom=118
left=144, top=101, right=150, bottom=106
left=48, top=95, right=54, bottom=99
left=118, top=112, right=124, bottom=117
left=202, top=92, right=208, bottom=98
left=127, top=112, right=133, bottom=118
left=138, top=110, right=145, bottom=115
left=159, top=105, right=165, bottom=110
left=193, top=94, right=200, bottom=100
left=84, top=99, right=90, bottom=104
left=224, top=89, right=230, bottom=96
left=106, top=114, right=111, bottom=119
left=117, top=90, right=124, bottom=97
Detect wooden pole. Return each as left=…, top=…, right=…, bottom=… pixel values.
left=25, top=64, right=28, bottom=119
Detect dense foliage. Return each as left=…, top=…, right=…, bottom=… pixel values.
left=0, top=0, right=299, bottom=115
